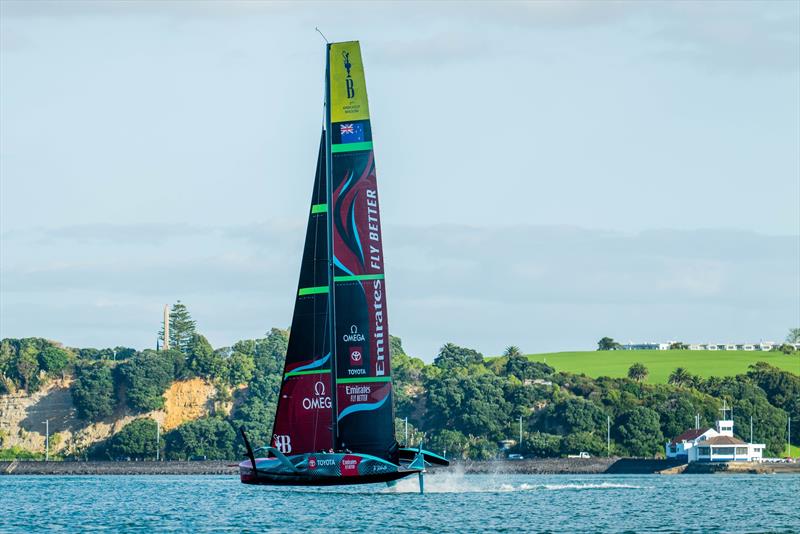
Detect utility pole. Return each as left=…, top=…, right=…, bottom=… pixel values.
left=404, top=417, right=408, bottom=444
left=750, top=416, right=753, bottom=444
left=42, top=420, right=49, bottom=462
left=789, top=417, right=792, bottom=457
left=519, top=415, right=523, bottom=450
left=156, top=420, right=161, bottom=461
left=607, top=416, right=611, bottom=457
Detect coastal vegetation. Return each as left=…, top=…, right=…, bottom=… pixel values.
left=1, top=308, right=798, bottom=461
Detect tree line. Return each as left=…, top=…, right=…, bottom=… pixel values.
left=1, top=306, right=798, bottom=461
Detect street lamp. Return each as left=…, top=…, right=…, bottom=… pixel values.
left=42, top=420, right=49, bottom=462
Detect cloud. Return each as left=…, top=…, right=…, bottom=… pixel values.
left=2, top=222, right=797, bottom=357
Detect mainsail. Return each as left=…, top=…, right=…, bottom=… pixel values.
left=270, top=41, right=395, bottom=462
left=327, top=42, right=396, bottom=462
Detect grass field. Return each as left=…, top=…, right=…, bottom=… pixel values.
left=525, top=350, right=800, bottom=384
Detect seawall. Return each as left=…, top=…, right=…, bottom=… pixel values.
left=2, top=458, right=686, bottom=476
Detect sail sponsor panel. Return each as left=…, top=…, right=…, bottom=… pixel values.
left=329, top=41, right=370, bottom=123
left=271, top=373, right=333, bottom=454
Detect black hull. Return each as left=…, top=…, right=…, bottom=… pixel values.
left=241, top=469, right=418, bottom=486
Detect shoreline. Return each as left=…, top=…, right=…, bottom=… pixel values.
left=4, top=457, right=797, bottom=476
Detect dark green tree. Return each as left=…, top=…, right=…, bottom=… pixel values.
left=163, top=301, right=197, bottom=354
left=617, top=407, right=664, bottom=457
left=562, top=431, right=606, bottom=457
left=540, top=396, right=607, bottom=435
left=165, top=417, right=236, bottom=460
left=228, top=352, right=255, bottom=386
left=102, top=418, right=157, bottom=460
left=37, top=346, right=71, bottom=376
left=668, top=367, right=691, bottom=387
left=433, top=343, right=484, bottom=370
left=119, top=350, right=175, bottom=412
left=597, top=337, right=621, bottom=351
left=389, top=335, right=406, bottom=357
left=523, top=432, right=562, bottom=458
left=70, top=362, right=117, bottom=420
left=627, top=362, right=649, bottom=382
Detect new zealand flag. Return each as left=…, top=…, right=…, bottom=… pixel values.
left=339, top=122, right=365, bottom=143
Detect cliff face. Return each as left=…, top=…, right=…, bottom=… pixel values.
left=0, top=377, right=224, bottom=456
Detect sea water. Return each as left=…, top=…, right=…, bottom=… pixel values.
left=1, top=471, right=798, bottom=532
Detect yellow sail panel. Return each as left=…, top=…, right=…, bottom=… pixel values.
left=329, top=41, right=370, bottom=123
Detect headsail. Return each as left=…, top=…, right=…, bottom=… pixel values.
left=270, top=132, right=334, bottom=455
left=326, top=41, right=396, bottom=462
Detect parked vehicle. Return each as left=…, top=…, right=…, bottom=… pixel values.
left=567, top=452, right=591, bottom=459
left=507, top=454, right=524, bottom=460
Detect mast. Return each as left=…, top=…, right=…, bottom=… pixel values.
left=324, top=43, right=340, bottom=449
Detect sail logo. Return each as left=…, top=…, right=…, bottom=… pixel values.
left=349, top=346, right=363, bottom=365
left=342, top=50, right=355, bottom=98
left=343, top=325, right=366, bottom=343
left=302, top=381, right=332, bottom=410
left=346, top=384, right=371, bottom=402
left=273, top=434, right=292, bottom=453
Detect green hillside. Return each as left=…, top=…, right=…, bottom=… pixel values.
left=525, top=350, right=800, bottom=383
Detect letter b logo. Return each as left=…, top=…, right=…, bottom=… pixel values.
left=274, top=435, right=292, bottom=453
left=346, top=79, right=355, bottom=98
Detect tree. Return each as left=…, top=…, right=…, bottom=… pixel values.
left=389, top=335, right=406, bottom=357
left=503, top=354, right=553, bottom=381
left=162, top=301, right=197, bottom=354
left=433, top=343, right=484, bottom=370
left=503, top=346, right=523, bottom=358
left=187, top=334, right=227, bottom=379
left=668, top=367, right=691, bottom=387
left=38, top=346, right=71, bottom=376
left=540, top=397, right=607, bottom=435
left=70, top=362, right=117, bottom=420
left=627, top=362, right=649, bottom=382
left=119, top=350, right=175, bottom=412
left=102, top=418, right=157, bottom=460
left=228, top=352, right=255, bottom=386
left=617, top=407, right=664, bottom=457
left=523, top=432, right=562, bottom=458
left=165, top=417, right=236, bottom=460
left=597, top=337, right=621, bottom=351
left=786, top=328, right=800, bottom=344
left=669, top=342, right=688, bottom=350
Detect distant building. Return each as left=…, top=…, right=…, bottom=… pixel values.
left=623, top=341, right=778, bottom=351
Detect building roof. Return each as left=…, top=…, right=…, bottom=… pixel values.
left=703, top=435, right=746, bottom=446
left=670, top=428, right=712, bottom=444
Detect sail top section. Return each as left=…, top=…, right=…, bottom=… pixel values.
left=329, top=41, right=371, bottom=123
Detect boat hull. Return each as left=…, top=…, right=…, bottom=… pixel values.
left=238, top=452, right=420, bottom=486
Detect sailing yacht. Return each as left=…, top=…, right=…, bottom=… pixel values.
left=238, top=41, right=447, bottom=491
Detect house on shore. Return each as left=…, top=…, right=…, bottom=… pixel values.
left=666, top=417, right=765, bottom=463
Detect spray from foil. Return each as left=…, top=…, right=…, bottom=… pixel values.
left=381, top=465, right=643, bottom=494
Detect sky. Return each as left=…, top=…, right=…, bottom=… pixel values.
left=1, top=1, right=798, bottom=360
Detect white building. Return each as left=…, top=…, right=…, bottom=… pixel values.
left=665, top=417, right=765, bottom=463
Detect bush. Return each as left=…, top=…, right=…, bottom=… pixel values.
left=70, top=362, right=117, bottom=420
left=102, top=418, right=157, bottom=460
left=38, top=346, right=71, bottom=375
left=119, top=351, right=175, bottom=412
left=165, top=417, right=236, bottom=460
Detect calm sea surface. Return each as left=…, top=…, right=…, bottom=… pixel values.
left=1, top=472, right=798, bottom=533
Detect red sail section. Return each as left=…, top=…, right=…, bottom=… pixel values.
left=328, top=41, right=396, bottom=461
left=270, top=132, right=333, bottom=455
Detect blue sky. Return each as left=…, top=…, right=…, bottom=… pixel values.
left=1, top=1, right=798, bottom=359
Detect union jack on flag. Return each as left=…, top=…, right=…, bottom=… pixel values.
left=339, top=122, right=365, bottom=143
